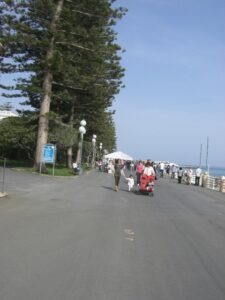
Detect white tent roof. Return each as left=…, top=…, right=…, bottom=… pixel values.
left=104, top=151, right=133, bottom=161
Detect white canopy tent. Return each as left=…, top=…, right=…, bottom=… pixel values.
left=104, top=151, right=133, bottom=161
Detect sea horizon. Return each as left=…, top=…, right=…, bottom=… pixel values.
left=201, top=166, right=225, bottom=177
left=178, top=164, right=225, bottom=177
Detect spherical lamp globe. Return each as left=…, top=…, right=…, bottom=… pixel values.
left=80, top=120, right=86, bottom=127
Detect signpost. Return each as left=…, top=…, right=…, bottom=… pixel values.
left=40, top=144, right=56, bottom=175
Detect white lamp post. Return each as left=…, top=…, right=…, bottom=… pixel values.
left=78, top=120, right=86, bottom=174
left=99, top=142, right=103, bottom=159
left=91, top=134, right=97, bottom=168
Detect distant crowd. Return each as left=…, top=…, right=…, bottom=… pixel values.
left=97, top=159, right=202, bottom=186
left=72, top=158, right=203, bottom=192
left=93, top=159, right=203, bottom=192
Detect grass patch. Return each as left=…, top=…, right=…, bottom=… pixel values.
left=1, top=159, right=91, bottom=176
left=45, top=165, right=75, bottom=176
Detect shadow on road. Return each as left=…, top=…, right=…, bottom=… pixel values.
left=101, top=185, right=136, bottom=193
left=101, top=185, right=115, bottom=191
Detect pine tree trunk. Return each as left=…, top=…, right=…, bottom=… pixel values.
left=67, top=147, right=73, bottom=168
left=67, top=101, right=75, bottom=169
left=35, top=73, right=52, bottom=172
left=34, top=0, right=64, bottom=171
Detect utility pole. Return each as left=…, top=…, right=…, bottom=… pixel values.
left=199, top=143, right=202, bottom=167
left=206, top=137, right=209, bottom=172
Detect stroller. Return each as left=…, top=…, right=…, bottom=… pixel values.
left=139, top=174, right=155, bottom=196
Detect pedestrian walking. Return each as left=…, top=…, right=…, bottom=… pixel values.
left=159, top=162, right=165, bottom=177
left=113, top=159, right=124, bottom=192
left=171, top=165, right=177, bottom=179
left=166, top=165, right=170, bottom=176
left=143, top=161, right=155, bottom=176
left=107, top=160, right=114, bottom=174
left=135, top=161, right=143, bottom=185
left=178, top=167, right=183, bottom=184
left=195, top=167, right=202, bottom=186
left=130, top=162, right=135, bottom=172
left=125, top=174, right=135, bottom=191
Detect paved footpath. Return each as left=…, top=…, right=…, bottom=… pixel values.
left=0, top=169, right=225, bottom=300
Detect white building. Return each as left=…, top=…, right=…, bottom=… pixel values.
left=0, top=110, right=18, bottom=120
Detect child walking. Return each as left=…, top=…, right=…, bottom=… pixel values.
left=125, top=174, right=135, bottom=192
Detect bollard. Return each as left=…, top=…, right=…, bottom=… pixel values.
left=220, top=176, right=225, bottom=193
left=202, top=172, right=209, bottom=188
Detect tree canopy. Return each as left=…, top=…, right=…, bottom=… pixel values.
left=0, top=0, right=127, bottom=166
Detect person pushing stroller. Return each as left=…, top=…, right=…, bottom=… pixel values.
left=139, top=161, right=155, bottom=196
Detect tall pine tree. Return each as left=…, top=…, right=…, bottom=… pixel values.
left=0, top=0, right=126, bottom=169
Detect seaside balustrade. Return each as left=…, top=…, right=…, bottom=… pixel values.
left=180, top=172, right=225, bottom=193
left=201, top=173, right=225, bottom=193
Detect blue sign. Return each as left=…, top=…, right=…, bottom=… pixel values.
left=42, top=144, right=55, bottom=163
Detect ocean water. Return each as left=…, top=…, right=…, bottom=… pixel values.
left=180, top=164, right=225, bottom=177
left=201, top=167, right=225, bottom=177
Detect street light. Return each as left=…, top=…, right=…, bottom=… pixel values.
left=91, top=134, right=97, bottom=168
left=78, top=119, right=87, bottom=174
left=99, top=142, right=103, bottom=159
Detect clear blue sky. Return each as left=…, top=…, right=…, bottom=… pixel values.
left=113, top=0, right=225, bottom=167
left=1, top=0, right=224, bottom=167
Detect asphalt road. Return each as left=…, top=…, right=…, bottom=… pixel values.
left=0, top=169, right=225, bottom=300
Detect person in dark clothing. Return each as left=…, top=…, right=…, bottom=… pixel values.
left=178, top=167, right=183, bottom=184
left=135, top=161, right=144, bottom=185
left=114, top=159, right=123, bottom=191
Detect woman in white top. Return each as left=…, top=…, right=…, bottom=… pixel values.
left=143, top=162, right=155, bottom=176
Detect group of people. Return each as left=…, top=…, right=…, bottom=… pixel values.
left=74, top=157, right=203, bottom=191
left=111, top=159, right=155, bottom=192
left=109, top=159, right=203, bottom=191
left=177, top=166, right=202, bottom=186
left=153, top=162, right=203, bottom=186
